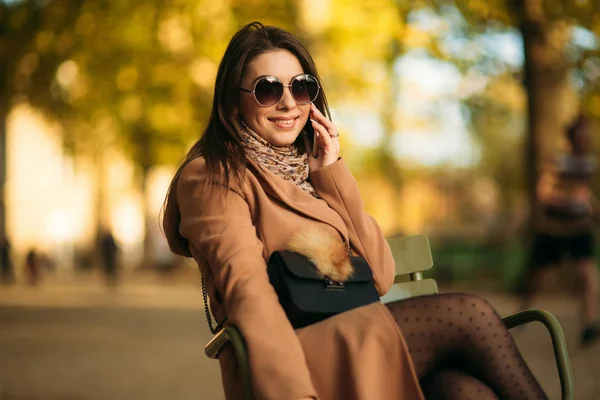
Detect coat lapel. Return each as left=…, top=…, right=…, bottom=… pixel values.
left=246, top=158, right=349, bottom=245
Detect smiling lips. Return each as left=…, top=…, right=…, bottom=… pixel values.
left=269, top=116, right=299, bottom=129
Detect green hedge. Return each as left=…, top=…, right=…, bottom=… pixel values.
left=428, top=241, right=530, bottom=291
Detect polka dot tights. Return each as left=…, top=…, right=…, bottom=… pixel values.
left=386, top=293, right=548, bottom=400
left=421, top=368, right=500, bottom=400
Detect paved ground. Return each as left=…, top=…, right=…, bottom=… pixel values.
left=0, top=270, right=598, bottom=400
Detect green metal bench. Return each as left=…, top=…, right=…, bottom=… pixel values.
left=205, top=234, right=574, bottom=400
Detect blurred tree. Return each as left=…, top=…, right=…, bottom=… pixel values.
left=465, top=73, right=527, bottom=237
left=0, top=0, right=83, bottom=245
left=297, top=0, right=433, bottom=232
left=1, top=0, right=418, bottom=264
left=434, top=0, right=600, bottom=235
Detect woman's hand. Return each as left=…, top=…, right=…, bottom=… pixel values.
left=303, top=103, right=340, bottom=172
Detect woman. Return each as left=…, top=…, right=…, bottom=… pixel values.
left=522, top=115, right=600, bottom=346
left=163, top=22, right=548, bottom=400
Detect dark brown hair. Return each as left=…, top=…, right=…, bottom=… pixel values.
left=162, top=21, right=331, bottom=256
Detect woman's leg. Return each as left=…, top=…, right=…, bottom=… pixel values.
left=519, top=234, right=560, bottom=311
left=421, top=368, right=499, bottom=400
left=570, top=233, right=599, bottom=345
left=575, top=258, right=600, bottom=345
left=386, top=293, right=548, bottom=400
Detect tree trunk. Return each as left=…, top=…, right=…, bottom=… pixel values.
left=140, top=166, right=155, bottom=269
left=0, top=109, right=6, bottom=243
left=135, top=124, right=155, bottom=270
left=517, top=0, right=572, bottom=236
left=92, top=150, right=110, bottom=270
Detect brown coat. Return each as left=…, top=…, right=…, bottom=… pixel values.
left=172, top=156, right=424, bottom=400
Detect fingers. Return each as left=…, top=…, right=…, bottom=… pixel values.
left=311, top=117, right=332, bottom=150
left=307, top=103, right=340, bottom=168
left=310, top=103, right=337, bottom=137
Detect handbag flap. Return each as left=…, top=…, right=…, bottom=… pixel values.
left=271, top=251, right=321, bottom=279
left=269, top=251, right=373, bottom=282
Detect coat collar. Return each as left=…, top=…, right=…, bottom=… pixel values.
left=246, top=158, right=349, bottom=245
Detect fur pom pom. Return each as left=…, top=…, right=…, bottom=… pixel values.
left=287, top=228, right=354, bottom=282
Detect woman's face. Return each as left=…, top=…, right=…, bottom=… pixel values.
left=238, top=49, right=311, bottom=147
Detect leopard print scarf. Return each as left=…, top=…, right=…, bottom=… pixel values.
left=239, top=124, right=318, bottom=198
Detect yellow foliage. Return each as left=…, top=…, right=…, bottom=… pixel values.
left=75, top=13, right=96, bottom=36
left=356, top=175, right=400, bottom=235
left=158, top=13, right=194, bottom=56
left=189, top=58, right=218, bottom=89
left=35, top=31, right=54, bottom=53
left=195, top=0, right=232, bottom=20
left=397, top=180, right=447, bottom=233
left=485, top=76, right=526, bottom=112
left=120, top=95, right=143, bottom=122
left=403, top=25, right=432, bottom=49
left=116, top=66, right=139, bottom=92
left=467, top=0, right=490, bottom=17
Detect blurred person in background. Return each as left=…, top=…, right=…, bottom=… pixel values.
left=24, top=248, right=40, bottom=286
left=0, top=237, right=14, bottom=284
left=520, top=114, right=600, bottom=346
left=163, top=22, right=548, bottom=400
left=100, top=229, right=120, bottom=287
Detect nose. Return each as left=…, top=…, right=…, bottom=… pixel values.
left=277, top=86, right=296, bottom=110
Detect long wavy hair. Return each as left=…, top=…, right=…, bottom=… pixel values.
left=162, top=22, right=331, bottom=256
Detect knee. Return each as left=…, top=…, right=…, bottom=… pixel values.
left=447, top=293, right=500, bottom=320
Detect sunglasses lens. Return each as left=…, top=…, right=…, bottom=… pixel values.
left=291, top=75, right=319, bottom=104
left=254, top=77, right=283, bottom=106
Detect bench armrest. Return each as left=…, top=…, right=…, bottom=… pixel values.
left=204, top=326, right=254, bottom=399
left=503, top=309, right=574, bottom=400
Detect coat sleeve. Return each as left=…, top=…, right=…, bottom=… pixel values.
left=177, top=159, right=317, bottom=400
left=308, top=158, right=395, bottom=295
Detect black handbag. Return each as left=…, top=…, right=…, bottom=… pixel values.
left=267, top=250, right=380, bottom=329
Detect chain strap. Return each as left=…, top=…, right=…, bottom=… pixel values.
left=201, top=274, right=226, bottom=335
